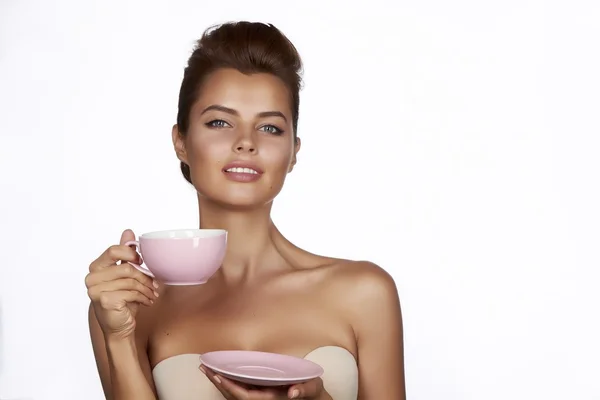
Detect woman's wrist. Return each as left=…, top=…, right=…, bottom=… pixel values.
left=105, top=335, right=155, bottom=399
left=105, top=333, right=137, bottom=350
left=318, top=389, right=333, bottom=400
left=317, top=377, right=333, bottom=400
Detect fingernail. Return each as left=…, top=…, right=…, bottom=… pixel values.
left=154, top=291, right=160, bottom=297
left=214, top=375, right=221, bottom=384
left=290, top=389, right=299, bottom=398
left=153, top=280, right=159, bottom=289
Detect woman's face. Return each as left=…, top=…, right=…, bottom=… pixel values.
left=173, top=68, right=300, bottom=208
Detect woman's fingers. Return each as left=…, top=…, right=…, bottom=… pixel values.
left=85, top=262, right=157, bottom=292
left=287, top=378, right=324, bottom=399
left=200, top=365, right=288, bottom=399
left=87, top=277, right=158, bottom=303
left=90, top=289, right=154, bottom=309
left=89, top=244, right=142, bottom=272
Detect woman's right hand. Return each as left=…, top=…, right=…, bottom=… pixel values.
left=85, top=229, right=159, bottom=340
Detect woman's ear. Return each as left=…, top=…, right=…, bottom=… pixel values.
left=288, top=137, right=301, bottom=173
left=172, top=124, right=188, bottom=164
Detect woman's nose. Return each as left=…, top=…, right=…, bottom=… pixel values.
left=233, top=130, right=257, bottom=154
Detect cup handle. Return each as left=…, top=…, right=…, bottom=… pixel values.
left=123, top=240, right=155, bottom=278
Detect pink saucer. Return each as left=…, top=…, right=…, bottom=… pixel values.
left=199, top=350, right=324, bottom=387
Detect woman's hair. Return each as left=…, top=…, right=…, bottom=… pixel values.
left=176, top=21, right=303, bottom=184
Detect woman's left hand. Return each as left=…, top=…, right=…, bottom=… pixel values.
left=200, top=365, right=326, bottom=399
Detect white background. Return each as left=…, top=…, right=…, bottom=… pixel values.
left=1, top=1, right=598, bottom=399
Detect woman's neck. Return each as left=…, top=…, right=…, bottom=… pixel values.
left=197, top=197, right=285, bottom=282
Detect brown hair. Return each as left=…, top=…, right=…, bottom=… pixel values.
left=176, top=21, right=303, bottom=184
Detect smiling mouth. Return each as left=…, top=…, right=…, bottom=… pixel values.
left=224, top=167, right=260, bottom=175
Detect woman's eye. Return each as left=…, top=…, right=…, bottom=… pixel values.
left=205, top=119, right=229, bottom=128
left=260, top=125, right=284, bottom=135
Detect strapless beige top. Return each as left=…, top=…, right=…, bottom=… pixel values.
left=152, top=346, right=358, bottom=400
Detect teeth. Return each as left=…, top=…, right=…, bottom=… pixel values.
left=226, top=167, right=258, bottom=174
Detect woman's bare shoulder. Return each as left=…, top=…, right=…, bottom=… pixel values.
left=312, top=258, right=400, bottom=310
left=335, top=259, right=396, bottom=284
left=299, top=252, right=397, bottom=291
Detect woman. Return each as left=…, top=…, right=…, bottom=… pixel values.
left=85, top=21, right=405, bottom=400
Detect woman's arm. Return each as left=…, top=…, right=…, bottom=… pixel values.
left=347, top=262, right=406, bottom=399
left=89, top=304, right=157, bottom=400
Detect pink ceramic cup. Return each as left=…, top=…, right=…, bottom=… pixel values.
left=124, top=229, right=227, bottom=285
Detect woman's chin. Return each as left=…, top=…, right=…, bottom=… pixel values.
left=200, top=193, right=276, bottom=211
